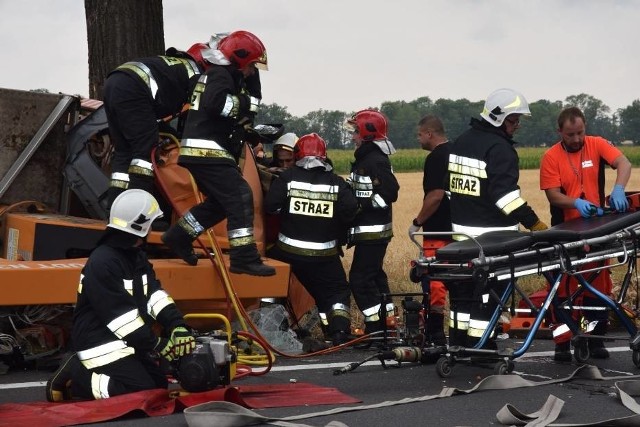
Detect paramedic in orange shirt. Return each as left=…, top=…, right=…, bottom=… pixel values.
left=539, top=106, right=631, bottom=361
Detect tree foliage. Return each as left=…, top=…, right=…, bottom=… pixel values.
left=260, top=94, right=638, bottom=149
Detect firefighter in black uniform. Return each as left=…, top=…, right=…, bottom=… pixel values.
left=45, top=189, right=195, bottom=401
left=160, top=31, right=275, bottom=277
left=264, top=133, right=358, bottom=345
left=446, top=88, right=548, bottom=348
left=103, top=41, right=211, bottom=209
left=344, top=110, right=400, bottom=337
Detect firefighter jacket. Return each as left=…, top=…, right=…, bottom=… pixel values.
left=347, top=143, right=399, bottom=245
left=448, top=118, right=540, bottom=238
left=72, top=236, right=186, bottom=369
left=178, top=64, right=261, bottom=166
left=111, top=55, right=201, bottom=120
left=264, top=165, right=358, bottom=263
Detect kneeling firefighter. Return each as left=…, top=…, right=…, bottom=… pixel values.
left=46, top=190, right=195, bottom=401
left=264, top=133, right=359, bottom=345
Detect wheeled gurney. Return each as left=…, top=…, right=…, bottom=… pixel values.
left=411, top=210, right=640, bottom=377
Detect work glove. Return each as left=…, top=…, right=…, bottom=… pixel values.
left=529, top=220, right=548, bottom=231
left=574, top=198, right=596, bottom=218
left=408, top=219, right=421, bottom=238
left=154, top=337, right=175, bottom=362
left=170, top=326, right=196, bottom=357
left=610, top=184, right=629, bottom=212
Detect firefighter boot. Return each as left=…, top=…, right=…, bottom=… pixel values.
left=229, top=246, right=275, bottom=276
left=46, top=353, right=80, bottom=402
left=426, top=313, right=447, bottom=346
left=353, top=320, right=385, bottom=349
left=328, top=308, right=353, bottom=346
left=554, top=341, right=572, bottom=362
left=162, top=223, right=198, bottom=266
left=589, top=321, right=610, bottom=359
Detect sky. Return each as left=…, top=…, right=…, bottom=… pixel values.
left=1, top=0, right=639, bottom=117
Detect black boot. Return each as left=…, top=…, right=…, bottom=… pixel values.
left=426, top=313, right=447, bottom=346
left=554, top=341, right=572, bottom=362
left=229, top=246, right=275, bottom=276
left=162, top=224, right=198, bottom=266
left=229, top=261, right=276, bottom=276
left=46, top=353, right=80, bottom=402
left=589, top=321, right=610, bottom=359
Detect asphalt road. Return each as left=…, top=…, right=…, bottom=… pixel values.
left=2, top=335, right=640, bottom=427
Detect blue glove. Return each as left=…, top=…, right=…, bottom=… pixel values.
left=574, top=198, right=596, bottom=218
left=610, top=184, right=629, bottom=212
left=595, top=207, right=604, bottom=216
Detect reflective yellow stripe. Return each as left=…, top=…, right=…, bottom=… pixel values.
left=109, top=172, right=130, bottom=190
left=78, top=341, right=135, bottom=369
left=107, top=308, right=145, bottom=338
left=221, top=94, right=240, bottom=117
left=78, top=273, right=84, bottom=294
left=362, top=304, right=382, bottom=322
left=128, top=158, right=154, bottom=177
left=448, top=154, right=487, bottom=178
left=123, top=279, right=133, bottom=296
left=448, top=311, right=470, bottom=330
left=319, top=312, right=328, bottom=325
left=179, top=139, right=234, bottom=160
left=117, top=62, right=158, bottom=98
left=147, top=290, right=174, bottom=319
left=228, top=227, right=253, bottom=239
left=451, top=223, right=519, bottom=240
left=287, top=181, right=339, bottom=201
left=348, top=223, right=393, bottom=241
left=91, top=372, right=111, bottom=399
left=496, top=189, right=526, bottom=214
left=468, top=319, right=491, bottom=338
left=277, top=233, right=337, bottom=256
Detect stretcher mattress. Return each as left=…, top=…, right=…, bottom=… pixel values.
left=436, top=211, right=640, bottom=261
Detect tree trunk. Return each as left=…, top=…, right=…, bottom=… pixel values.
left=84, top=0, right=165, bottom=100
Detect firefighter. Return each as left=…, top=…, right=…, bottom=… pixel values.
left=45, top=190, right=195, bottom=401
left=446, top=88, right=548, bottom=348
left=540, top=106, right=631, bottom=361
left=344, top=110, right=400, bottom=338
left=268, top=132, right=298, bottom=173
left=408, top=115, right=451, bottom=346
left=161, top=30, right=275, bottom=276
left=103, top=41, right=211, bottom=209
left=264, top=133, right=358, bottom=345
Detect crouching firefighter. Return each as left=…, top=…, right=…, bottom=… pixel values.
left=46, top=190, right=195, bottom=401
left=264, top=133, right=359, bottom=345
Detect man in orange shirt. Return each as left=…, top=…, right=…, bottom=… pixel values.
left=540, top=106, right=631, bottom=361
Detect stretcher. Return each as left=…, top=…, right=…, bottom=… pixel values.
left=411, top=210, right=640, bottom=377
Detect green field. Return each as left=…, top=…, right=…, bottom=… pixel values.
left=328, top=145, right=640, bottom=175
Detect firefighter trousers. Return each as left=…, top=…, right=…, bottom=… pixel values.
left=71, top=353, right=167, bottom=400
left=291, top=256, right=351, bottom=335
left=184, top=161, right=261, bottom=264
left=349, top=243, right=391, bottom=315
left=103, top=72, right=158, bottom=197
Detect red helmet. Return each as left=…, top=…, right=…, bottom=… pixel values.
left=294, top=133, right=327, bottom=161
left=187, top=42, right=210, bottom=71
left=346, top=109, right=388, bottom=141
left=218, top=30, right=268, bottom=71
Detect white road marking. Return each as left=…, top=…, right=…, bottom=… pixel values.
left=1, top=346, right=634, bottom=390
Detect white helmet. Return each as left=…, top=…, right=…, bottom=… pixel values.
left=480, top=88, right=531, bottom=127
left=273, top=132, right=298, bottom=152
left=108, top=189, right=163, bottom=237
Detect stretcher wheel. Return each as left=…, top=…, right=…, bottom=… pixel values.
left=632, top=350, right=640, bottom=368
left=493, top=360, right=513, bottom=375
left=573, top=340, right=590, bottom=363
left=436, top=356, right=453, bottom=378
